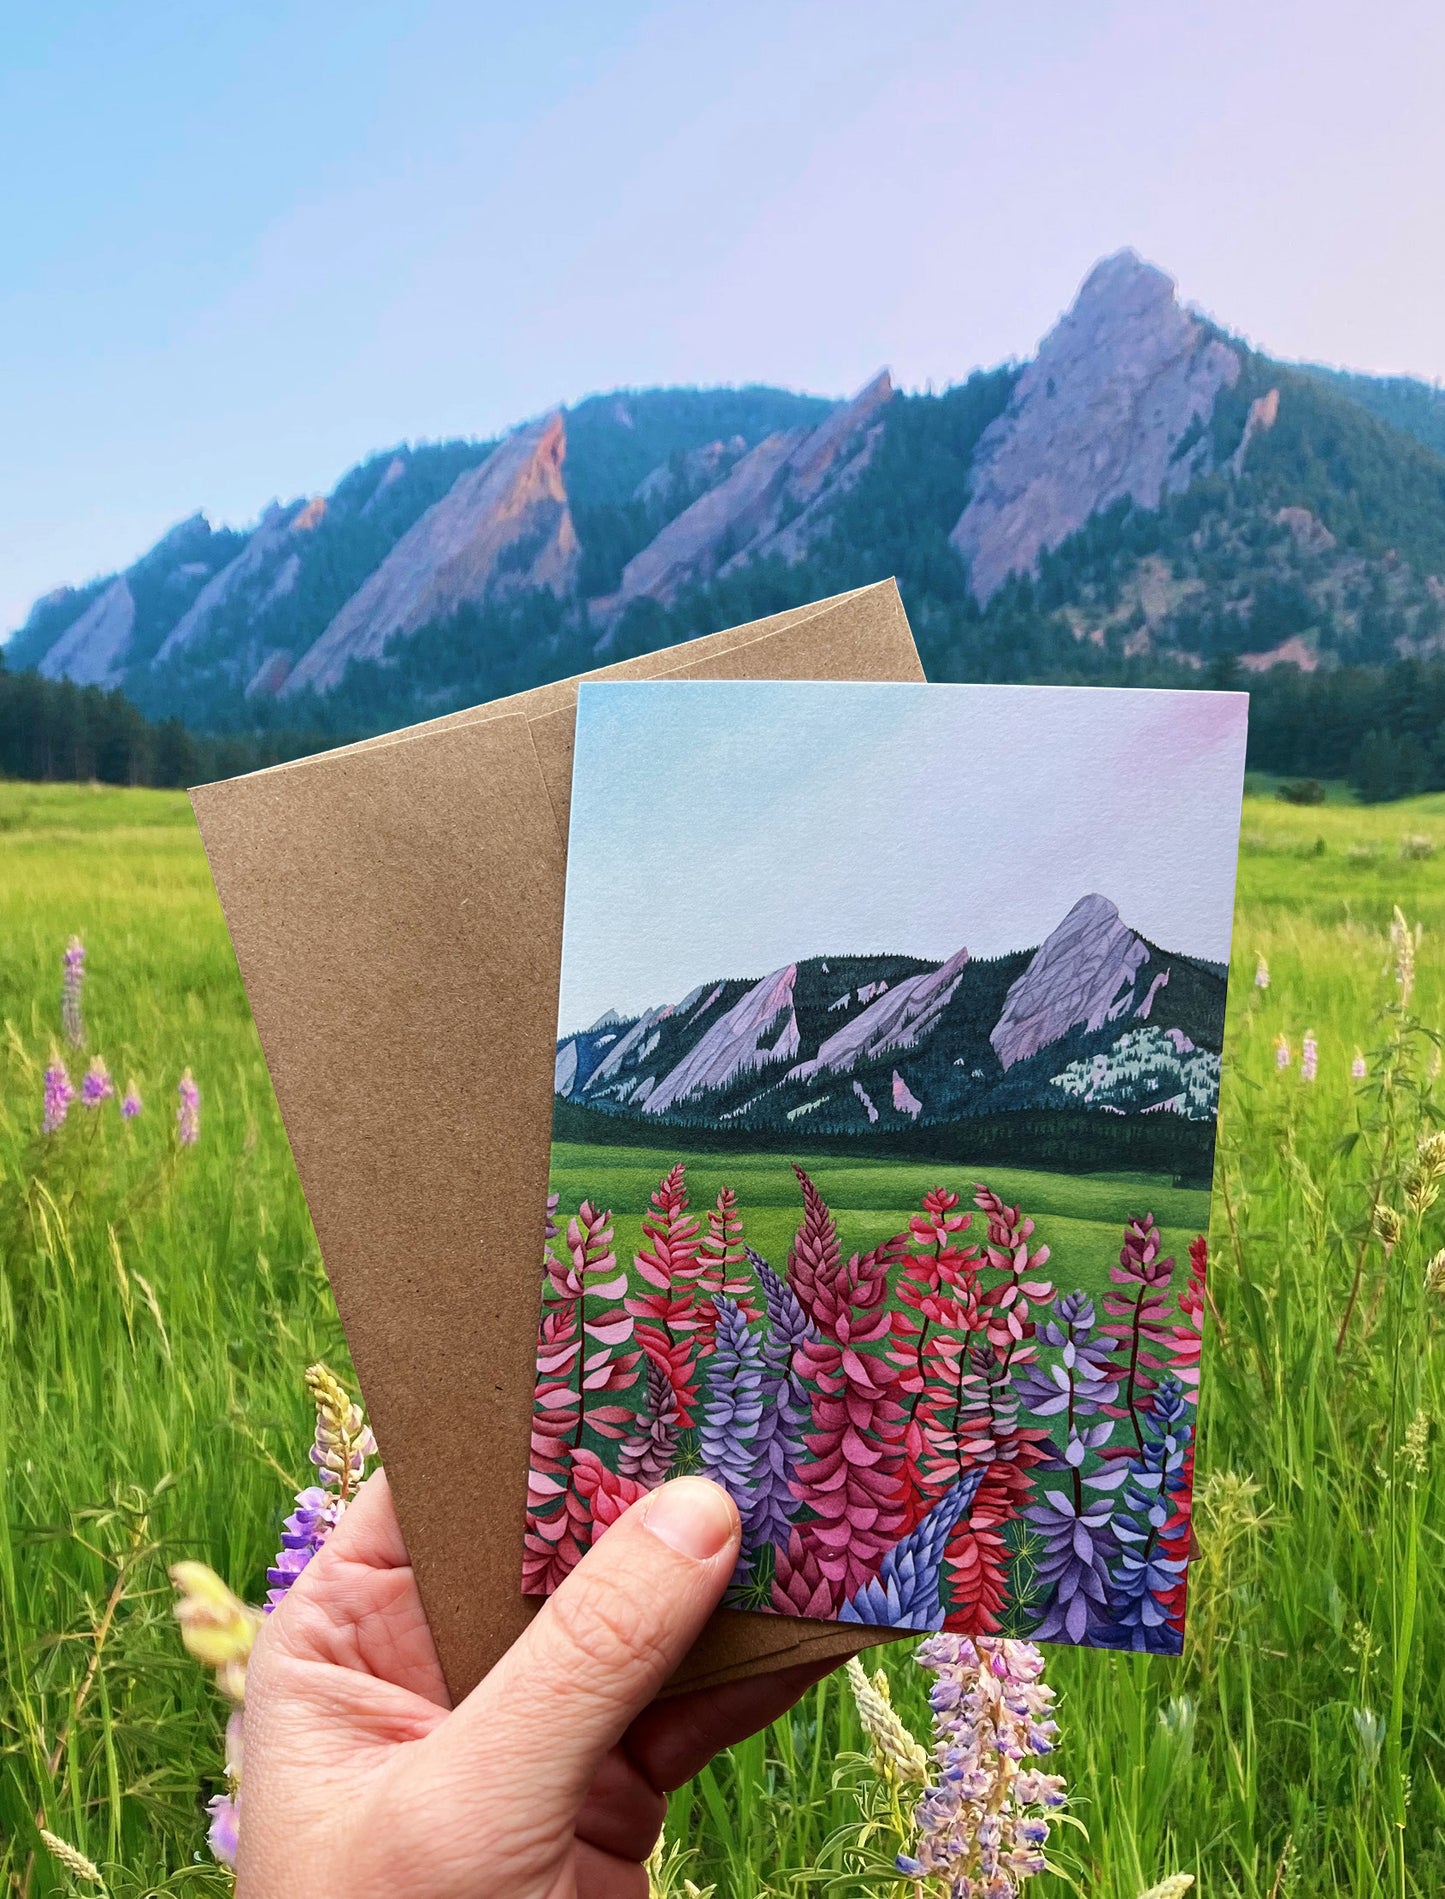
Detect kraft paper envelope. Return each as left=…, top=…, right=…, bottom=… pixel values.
left=191, top=580, right=922, bottom=1700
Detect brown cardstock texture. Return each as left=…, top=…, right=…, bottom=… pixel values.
left=191, top=580, right=922, bottom=1700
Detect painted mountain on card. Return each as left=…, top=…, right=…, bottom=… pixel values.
left=13, top=249, right=1445, bottom=754
left=553, top=894, right=1226, bottom=1151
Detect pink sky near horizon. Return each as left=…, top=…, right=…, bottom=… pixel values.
left=3, top=0, right=1442, bottom=633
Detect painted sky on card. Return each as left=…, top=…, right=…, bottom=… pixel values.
left=558, top=681, right=1248, bottom=1030
left=5, top=0, right=1445, bottom=631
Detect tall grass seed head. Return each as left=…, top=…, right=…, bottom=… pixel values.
left=1136, top=1878, right=1195, bottom=1899
left=1390, top=905, right=1417, bottom=1008
left=1373, top=1204, right=1403, bottom=1254
left=1405, top=1131, right=1445, bottom=1213
left=1425, top=1248, right=1445, bottom=1296
left=38, top=1829, right=103, bottom=1888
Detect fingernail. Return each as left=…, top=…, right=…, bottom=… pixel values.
left=643, top=1478, right=738, bottom=1561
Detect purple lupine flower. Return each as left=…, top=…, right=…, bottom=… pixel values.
left=176, top=1068, right=200, bottom=1145
left=1301, top=1031, right=1319, bottom=1083
left=80, top=1055, right=114, bottom=1108
left=121, top=1078, right=143, bottom=1119
left=265, top=1485, right=335, bottom=1610
left=62, top=937, right=85, bottom=1048
left=841, top=1468, right=985, bottom=1630
left=1107, top=1375, right=1191, bottom=1653
left=745, top=1249, right=816, bottom=1549
left=698, top=1297, right=765, bottom=1515
left=1352, top=1051, right=1367, bottom=1081
left=1275, top=1034, right=1290, bottom=1071
left=206, top=1791, right=240, bottom=1868
left=898, top=1633, right=1066, bottom=1891
left=265, top=1365, right=376, bottom=1612
left=1017, top=1291, right=1126, bottom=1646
left=617, top=1356, right=680, bottom=1487
left=43, top=1056, right=76, bottom=1133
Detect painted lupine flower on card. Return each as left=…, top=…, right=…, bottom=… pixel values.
left=524, top=1162, right=1213, bottom=1651
left=531, top=678, right=1245, bottom=1649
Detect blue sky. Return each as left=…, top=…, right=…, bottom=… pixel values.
left=3, top=0, right=1443, bottom=633
left=557, top=681, right=1249, bottom=1031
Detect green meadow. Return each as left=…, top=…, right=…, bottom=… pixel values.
left=3, top=777, right=1445, bottom=1896
left=549, top=1141, right=1209, bottom=1321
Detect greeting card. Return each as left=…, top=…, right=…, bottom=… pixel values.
left=528, top=679, right=1247, bottom=1650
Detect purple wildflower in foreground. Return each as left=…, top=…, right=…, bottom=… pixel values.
left=266, top=1363, right=377, bottom=1612
left=81, top=1055, right=114, bottom=1108
left=176, top=1068, right=200, bottom=1145
left=62, top=936, right=85, bottom=1047
left=898, top=1634, right=1065, bottom=1894
left=1301, top=1031, right=1318, bottom=1083
left=43, top=1056, right=76, bottom=1133
left=121, top=1078, right=143, bottom=1118
left=207, top=1792, right=240, bottom=1868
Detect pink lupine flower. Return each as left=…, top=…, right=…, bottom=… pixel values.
left=1275, top=1034, right=1290, bottom=1071
left=62, top=936, right=85, bottom=1047
left=43, top=1056, right=75, bottom=1133
left=206, top=1791, right=240, bottom=1868
left=121, top=1079, right=143, bottom=1118
left=81, top=1055, right=115, bottom=1107
left=1301, top=1032, right=1318, bottom=1083
left=1352, top=1051, right=1367, bottom=1081
left=1254, top=955, right=1269, bottom=991
left=177, top=1068, right=201, bottom=1145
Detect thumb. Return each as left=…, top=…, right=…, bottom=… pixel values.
left=426, top=1477, right=740, bottom=1808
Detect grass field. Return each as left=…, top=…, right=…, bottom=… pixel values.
left=3, top=778, right=1445, bottom=1895
left=548, top=1141, right=1211, bottom=1318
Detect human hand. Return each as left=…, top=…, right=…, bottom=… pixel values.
left=238, top=1469, right=835, bottom=1897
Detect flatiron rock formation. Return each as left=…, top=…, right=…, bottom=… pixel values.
left=990, top=893, right=1150, bottom=1071
left=281, top=413, right=579, bottom=696
left=951, top=250, right=1241, bottom=602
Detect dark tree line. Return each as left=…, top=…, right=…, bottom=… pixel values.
left=0, top=659, right=331, bottom=787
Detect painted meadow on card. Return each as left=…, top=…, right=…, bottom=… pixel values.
left=526, top=681, right=1248, bottom=1651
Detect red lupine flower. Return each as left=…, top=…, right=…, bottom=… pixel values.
left=972, top=1186, right=1055, bottom=1351
left=1101, top=1213, right=1176, bottom=1449
left=786, top=1166, right=911, bottom=1601
left=626, top=1163, right=704, bottom=1424
left=525, top=1197, right=639, bottom=1592
left=694, top=1187, right=760, bottom=1349
left=771, top=1527, right=835, bottom=1619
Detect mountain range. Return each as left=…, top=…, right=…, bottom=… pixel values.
left=553, top=894, right=1226, bottom=1153
left=11, top=249, right=1445, bottom=736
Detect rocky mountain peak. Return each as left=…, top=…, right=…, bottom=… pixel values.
left=36, top=577, right=136, bottom=688
left=597, top=370, right=894, bottom=617
left=990, top=894, right=1150, bottom=1071
left=278, top=413, right=579, bottom=698
left=951, top=250, right=1241, bottom=603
